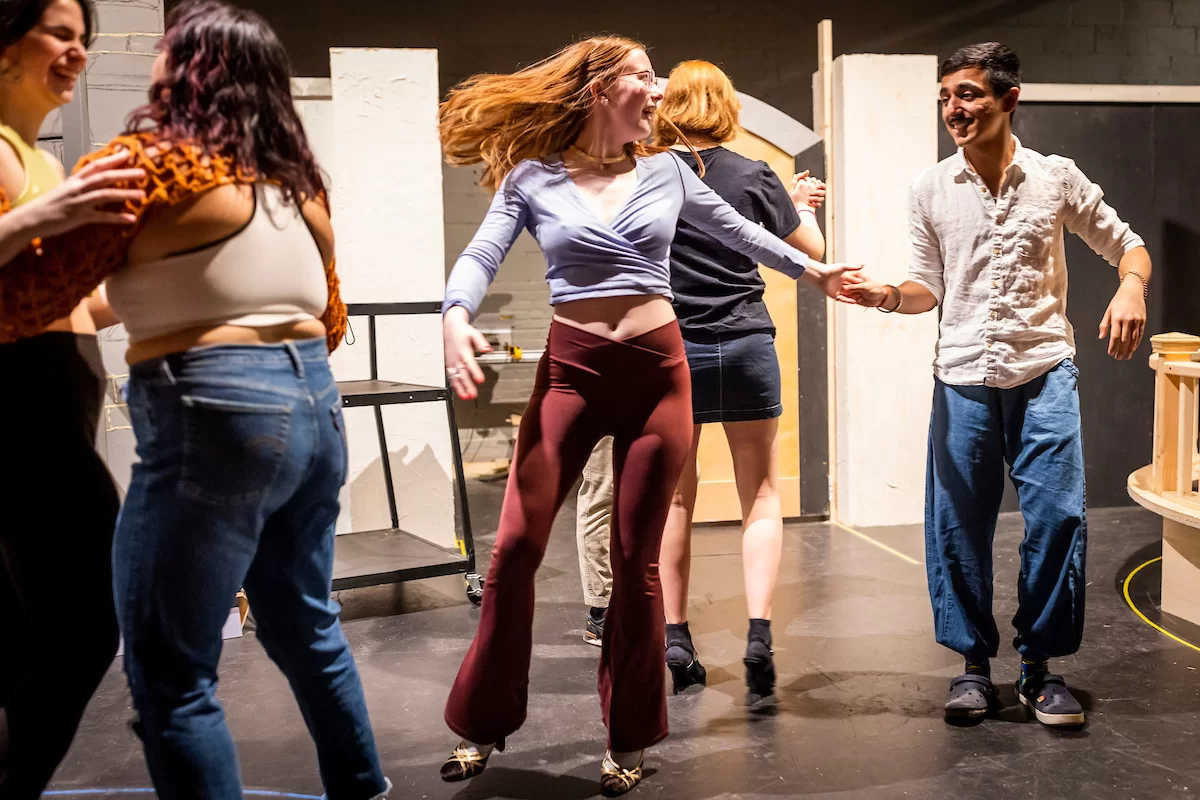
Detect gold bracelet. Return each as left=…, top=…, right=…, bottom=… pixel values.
left=1123, top=269, right=1148, bottom=299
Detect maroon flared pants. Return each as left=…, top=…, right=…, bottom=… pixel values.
left=445, top=319, right=692, bottom=752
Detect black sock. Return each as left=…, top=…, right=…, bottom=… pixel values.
left=964, top=659, right=990, bottom=678
left=748, top=618, right=771, bottom=646
left=589, top=606, right=607, bottom=621
left=665, top=622, right=692, bottom=650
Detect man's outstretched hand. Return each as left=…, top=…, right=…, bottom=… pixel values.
left=837, top=271, right=890, bottom=308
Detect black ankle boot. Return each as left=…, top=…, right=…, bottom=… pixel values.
left=744, top=619, right=775, bottom=703
left=665, top=622, right=706, bottom=694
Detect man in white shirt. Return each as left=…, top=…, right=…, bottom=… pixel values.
left=843, top=42, right=1151, bottom=727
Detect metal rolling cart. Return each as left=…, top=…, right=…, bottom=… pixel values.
left=331, top=302, right=483, bottom=604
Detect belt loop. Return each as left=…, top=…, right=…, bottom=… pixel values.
left=158, top=356, right=177, bottom=385
left=285, top=341, right=305, bottom=378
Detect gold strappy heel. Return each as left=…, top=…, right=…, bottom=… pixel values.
left=439, top=737, right=505, bottom=782
left=600, top=750, right=644, bottom=796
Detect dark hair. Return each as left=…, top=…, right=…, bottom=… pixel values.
left=0, top=0, right=95, bottom=53
left=940, top=42, right=1021, bottom=97
left=126, top=0, right=324, bottom=206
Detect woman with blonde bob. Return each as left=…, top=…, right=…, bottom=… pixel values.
left=438, top=38, right=856, bottom=795
left=575, top=60, right=828, bottom=706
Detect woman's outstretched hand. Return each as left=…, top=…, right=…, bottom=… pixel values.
left=443, top=305, right=492, bottom=400
left=836, top=271, right=891, bottom=307
left=799, top=260, right=862, bottom=300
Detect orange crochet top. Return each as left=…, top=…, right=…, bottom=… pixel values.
left=0, top=131, right=347, bottom=351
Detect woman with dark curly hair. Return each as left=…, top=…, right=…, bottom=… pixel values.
left=0, top=1, right=390, bottom=797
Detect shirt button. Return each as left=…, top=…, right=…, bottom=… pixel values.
left=992, top=247, right=1001, bottom=256
left=989, top=311, right=997, bottom=320
left=992, top=281, right=999, bottom=289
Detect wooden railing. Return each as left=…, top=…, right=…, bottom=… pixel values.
left=1149, top=333, right=1200, bottom=504
left=1128, top=332, right=1200, bottom=627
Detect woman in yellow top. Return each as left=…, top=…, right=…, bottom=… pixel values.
left=0, top=0, right=147, bottom=795
left=0, top=1, right=390, bottom=796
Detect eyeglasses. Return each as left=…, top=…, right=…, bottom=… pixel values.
left=618, top=69, right=657, bottom=88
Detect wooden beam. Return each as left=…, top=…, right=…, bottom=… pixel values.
left=1019, top=83, right=1200, bottom=104
left=818, top=18, right=838, bottom=523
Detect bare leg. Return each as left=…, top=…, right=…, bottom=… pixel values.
left=725, top=418, right=783, bottom=620
left=659, top=424, right=702, bottom=624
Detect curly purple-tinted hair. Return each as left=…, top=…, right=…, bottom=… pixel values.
left=126, top=0, right=324, bottom=206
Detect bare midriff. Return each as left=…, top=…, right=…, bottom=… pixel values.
left=551, top=294, right=676, bottom=341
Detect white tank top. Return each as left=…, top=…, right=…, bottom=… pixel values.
left=105, top=183, right=328, bottom=344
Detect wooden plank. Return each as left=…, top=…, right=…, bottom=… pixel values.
left=1162, top=517, right=1200, bottom=627
left=1163, top=361, right=1200, bottom=378
left=1020, top=83, right=1200, bottom=104
left=818, top=18, right=838, bottom=523
left=1150, top=334, right=1200, bottom=495
left=1128, top=464, right=1200, bottom=528
left=1179, top=376, right=1197, bottom=496
left=1153, top=354, right=1167, bottom=491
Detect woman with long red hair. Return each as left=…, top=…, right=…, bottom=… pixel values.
left=576, top=59, right=828, bottom=706
left=437, top=35, right=858, bottom=795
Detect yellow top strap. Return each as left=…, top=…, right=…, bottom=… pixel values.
left=0, top=123, right=61, bottom=205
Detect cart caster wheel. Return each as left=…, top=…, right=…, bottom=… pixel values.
left=466, top=573, right=484, bottom=605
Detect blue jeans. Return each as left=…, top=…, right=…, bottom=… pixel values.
left=926, top=359, right=1087, bottom=662
left=114, top=339, right=387, bottom=800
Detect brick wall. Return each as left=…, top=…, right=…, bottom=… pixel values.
left=205, top=0, right=1200, bottom=132
left=935, top=0, right=1200, bottom=84
left=173, top=0, right=1200, bottom=460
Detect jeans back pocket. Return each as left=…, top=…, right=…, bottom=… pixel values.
left=330, top=397, right=349, bottom=486
left=180, top=394, right=293, bottom=506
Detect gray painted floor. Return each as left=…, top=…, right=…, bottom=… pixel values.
left=48, top=481, right=1200, bottom=799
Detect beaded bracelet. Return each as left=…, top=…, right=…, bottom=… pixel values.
left=1123, top=269, right=1149, bottom=300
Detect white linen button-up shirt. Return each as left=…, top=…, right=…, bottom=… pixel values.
left=907, top=137, right=1145, bottom=389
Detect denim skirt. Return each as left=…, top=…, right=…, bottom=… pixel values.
left=683, top=330, right=782, bottom=424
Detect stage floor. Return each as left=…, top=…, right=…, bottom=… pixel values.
left=50, top=479, right=1200, bottom=799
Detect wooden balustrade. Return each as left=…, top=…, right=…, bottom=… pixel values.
left=1149, top=333, right=1200, bottom=500
left=1128, top=333, right=1200, bottom=626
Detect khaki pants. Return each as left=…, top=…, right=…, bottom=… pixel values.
left=576, top=436, right=614, bottom=608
